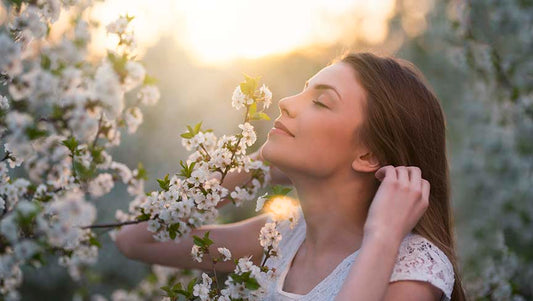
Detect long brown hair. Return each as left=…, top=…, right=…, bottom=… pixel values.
left=339, top=52, right=466, bottom=301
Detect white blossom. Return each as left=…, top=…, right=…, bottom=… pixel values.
left=147, top=220, right=160, bottom=233
left=109, top=162, right=133, bottom=183
left=191, top=245, right=204, bottom=263
left=106, top=16, right=129, bottom=35
left=123, top=61, right=145, bottom=92
left=259, top=84, right=272, bottom=109
left=92, top=60, right=124, bottom=120
left=231, top=86, right=252, bottom=110
left=255, top=192, right=268, bottom=212
left=137, top=85, right=160, bottom=106
left=124, top=107, right=143, bottom=134
left=193, top=273, right=212, bottom=301
left=88, top=173, right=114, bottom=198
left=259, top=222, right=281, bottom=258
left=0, top=33, right=22, bottom=77
left=217, top=247, right=232, bottom=261
left=0, top=95, right=9, bottom=110
left=238, top=122, right=257, bottom=147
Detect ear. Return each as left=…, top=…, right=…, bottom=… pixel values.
left=352, top=151, right=380, bottom=173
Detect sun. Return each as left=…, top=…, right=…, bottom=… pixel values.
left=86, top=0, right=398, bottom=66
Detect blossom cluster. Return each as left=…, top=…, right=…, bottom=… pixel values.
left=0, top=1, right=284, bottom=300
left=0, top=1, right=159, bottom=299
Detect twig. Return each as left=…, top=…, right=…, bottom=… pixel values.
left=207, top=252, right=221, bottom=293
left=91, top=112, right=104, bottom=149
left=81, top=219, right=142, bottom=229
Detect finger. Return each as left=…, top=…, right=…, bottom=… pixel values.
left=396, top=166, right=409, bottom=188
left=421, top=179, right=430, bottom=202
left=375, top=165, right=396, bottom=182
left=408, top=167, right=422, bottom=190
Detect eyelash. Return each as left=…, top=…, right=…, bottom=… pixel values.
left=312, top=99, right=328, bottom=108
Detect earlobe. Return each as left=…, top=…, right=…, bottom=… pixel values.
left=352, top=152, right=380, bottom=173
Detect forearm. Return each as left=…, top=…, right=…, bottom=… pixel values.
left=114, top=221, right=222, bottom=268
left=335, top=233, right=402, bottom=301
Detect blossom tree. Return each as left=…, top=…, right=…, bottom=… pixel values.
left=446, top=0, right=533, bottom=299
left=399, top=0, right=533, bottom=299
left=0, top=1, right=295, bottom=300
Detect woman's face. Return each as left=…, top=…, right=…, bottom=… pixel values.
left=262, top=62, right=368, bottom=178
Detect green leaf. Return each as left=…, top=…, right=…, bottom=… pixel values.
left=136, top=162, right=148, bottom=180
left=203, top=231, right=213, bottom=247
left=89, top=235, right=102, bottom=248
left=157, top=173, right=170, bottom=191
left=172, top=282, right=183, bottom=291
left=194, top=121, right=203, bottom=134
left=168, top=223, right=180, bottom=240
left=245, top=276, right=260, bottom=290
left=187, top=277, right=197, bottom=294
left=26, top=126, right=48, bottom=140
left=8, top=0, right=24, bottom=9
left=125, top=13, right=135, bottom=22
left=160, top=285, right=174, bottom=297
left=179, top=161, right=196, bottom=178
left=143, top=74, right=158, bottom=85
left=107, top=51, right=128, bottom=81
left=180, top=132, right=194, bottom=139
left=240, top=73, right=261, bottom=97
left=271, top=185, right=292, bottom=196
left=135, top=213, right=151, bottom=221
left=257, top=112, right=270, bottom=120
left=73, top=161, right=95, bottom=180
left=192, top=235, right=204, bottom=247
left=192, top=231, right=213, bottom=248
left=146, top=273, right=158, bottom=284
left=62, top=136, right=79, bottom=153
left=249, top=102, right=257, bottom=116
left=169, top=229, right=177, bottom=240
left=41, top=54, right=51, bottom=70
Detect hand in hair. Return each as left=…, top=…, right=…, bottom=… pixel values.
left=363, top=165, right=430, bottom=246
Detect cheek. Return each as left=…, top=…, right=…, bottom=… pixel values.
left=300, top=117, right=354, bottom=161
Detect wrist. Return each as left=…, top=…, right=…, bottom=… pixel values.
left=362, top=228, right=403, bottom=250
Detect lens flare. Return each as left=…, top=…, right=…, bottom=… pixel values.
left=265, top=195, right=299, bottom=222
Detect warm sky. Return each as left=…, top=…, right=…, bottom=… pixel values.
left=1, top=0, right=433, bottom=66
left=88, top=0, right=402, bottom=65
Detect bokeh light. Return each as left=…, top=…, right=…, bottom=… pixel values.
left=264, top=195, right=300, bottom=221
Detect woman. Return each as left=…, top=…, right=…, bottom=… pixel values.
left=114, top=52, right=466, bottom=300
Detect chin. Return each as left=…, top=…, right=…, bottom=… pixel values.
left=262, top=139, right=292, bottom=170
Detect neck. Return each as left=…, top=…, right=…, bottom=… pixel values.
left=289, top=170, right=377, bottom=258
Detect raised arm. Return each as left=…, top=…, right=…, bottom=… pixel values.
left=113, top=146, right=286, bottom=272
left=114, top=213, right=270, bottom=273
left=335, top=166, right=435, bottom=301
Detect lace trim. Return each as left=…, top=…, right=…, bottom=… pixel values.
left=390, top=233, right=455, bottom=300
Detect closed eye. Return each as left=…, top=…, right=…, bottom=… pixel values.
left=312, top=99, right=328, bottom=108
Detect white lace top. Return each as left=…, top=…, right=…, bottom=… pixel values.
left=261, top=207, right=455, bottom=300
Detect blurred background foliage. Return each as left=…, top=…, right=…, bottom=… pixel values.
left=10, top=0, right=532, bottom=299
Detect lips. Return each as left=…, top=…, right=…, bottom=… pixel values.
left=274, top=121, right=294, bottom=137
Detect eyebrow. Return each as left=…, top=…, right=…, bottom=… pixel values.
left=304, top=80, right=342, bottom=103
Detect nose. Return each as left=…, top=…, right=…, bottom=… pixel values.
left=278, top=95, right=297, bottom=118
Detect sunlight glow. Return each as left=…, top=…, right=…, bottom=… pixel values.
left=265, top=196, right=300, bottom=222
left=85, top=0, right=398, bottom=65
